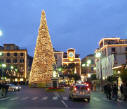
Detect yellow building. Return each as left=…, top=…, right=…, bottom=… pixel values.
left=0, top=44, right=27, bottom=82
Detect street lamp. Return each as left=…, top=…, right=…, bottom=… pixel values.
left=95, top=52, right=101, bottom=58
left=88, top=73, right=91, bottom=78
left=2, top=64, right=6, bottom=68
left=0, top=52, right=3, bottom=56
left=1, top=64, right=6, bottom=80
left=15, top=68, right=18, bottom=72
left=82, top=63, right=86, bottom=67
left=58, top=67, right=62, bottom=72
left=10, top=65, right=14, bottom=70
left=87, top=60, right=91, bottom=65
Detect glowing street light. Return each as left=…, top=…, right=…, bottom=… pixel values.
left=0, top=52, right=3, bottom=56
left=82, top=63, right=86, bottom=67
left=58, top=68, right=62, bottom=72
left=10, top=65, right=14, bottom=70
left=94, top=67, right=96, bottom=70
left=88, top=73, right=91, bottom=78
left=95, top=52, right=101, bottom=58
left=15, top=68, right=18, bottom=72
left=2, top=64, right=6, bottom=68
left=87, top=64, right=90, bottom=67
left=0, top=29, right=3, bottom=37
left=87, top=60, right=91, bottom=64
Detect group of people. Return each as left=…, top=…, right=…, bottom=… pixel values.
left=0, top=81, right=9, bottom=98
left=120, top=83, right=127, bottom=101
left=104, top=82, right=127, bottom=101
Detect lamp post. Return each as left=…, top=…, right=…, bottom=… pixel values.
left=1, top=64, right=6, bottom=80
left=95, top=52, right=103, bottom=91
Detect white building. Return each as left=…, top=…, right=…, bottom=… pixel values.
left=95, top=38, right=127, bottom=79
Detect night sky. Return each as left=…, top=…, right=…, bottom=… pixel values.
left=0, top=0, right=127, bottom=58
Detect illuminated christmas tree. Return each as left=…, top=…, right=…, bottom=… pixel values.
left=29, top=10, right=55, bottom=87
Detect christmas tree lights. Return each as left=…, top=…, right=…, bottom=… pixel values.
left=29, top=10, right=55, bottom=87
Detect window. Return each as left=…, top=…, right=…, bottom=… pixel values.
left=13, top=59, right=17, bottom=63
left=112, top=47, right=116, bottom=52
left=7, top=53, right=10, bottom=56
left=0, top=52, right=3, bottom=56
left=6, top=59, right=11, bottom=63
left=20, top=59, right=24, bottom=63
left=14, top=53, right=17, bottom=56
left=20, top=53, right=24, bottom=56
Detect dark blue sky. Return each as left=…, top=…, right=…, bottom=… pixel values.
left=0, top=0, right=127, bottom=58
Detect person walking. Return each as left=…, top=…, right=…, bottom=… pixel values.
left=123, top=83, right=127, bottom=101
left=120, top=83, right=124, bottom=99
left=93, top=82, right=96, bottom=91
left=112, top=84, right=118, bottom=101
left=104, top=84, right=108, bottom=99
left=1, top=82, right=6, bottom=97
left=0, top=81, right=2, bottom=98
left=5, top=83, right=9, bottom=96
left=107, top=83, right=112, bottom=100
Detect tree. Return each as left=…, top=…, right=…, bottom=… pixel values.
left=73, top=74, right=81, bottom=82
left=107, top=75, right=118, bottom=82
left=91, top=74, right=97, bottom=80
left=120, top=65, right=127, bottom=83
left=29, top=10, right=55, bottom=87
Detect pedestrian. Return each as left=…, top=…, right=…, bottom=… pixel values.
left=93, top=82, right=96, bottom=91
left=123, top=83, right=127, bottom=101
left=5, top=83, right=9, bottom=96
left=104, top=83, right=110, bottom=99
left=1, top=82, right=6, bottom=97
left=112, top=84, right=118, bottom=101
left=107, top=83, right=112, bottom=100
left=0, top=81, right=2, bottom=98
left=120, top=83, right=124, bottom=99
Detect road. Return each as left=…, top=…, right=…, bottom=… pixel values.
left=0, top=86, right=127, bottom=109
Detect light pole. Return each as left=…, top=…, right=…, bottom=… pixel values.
left=95, top=52, right=103, bottom=91
left=1, top=64, right=7, bottom=80
left=10, top=65, right=14, bottom=82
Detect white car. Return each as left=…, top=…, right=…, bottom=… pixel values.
left=69, top=84, right=91, bottom=102
left=7, top=84, right=21, bottom=91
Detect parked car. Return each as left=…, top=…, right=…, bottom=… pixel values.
left=69, top=84, right=91, bottom=102
left=59, top=82, right=68, bottom=88
left=7, top=84, right=21, bottom=92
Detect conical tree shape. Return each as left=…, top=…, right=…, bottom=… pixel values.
left=29, top=10, right=55, bottom=87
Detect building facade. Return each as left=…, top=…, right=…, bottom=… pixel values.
left=0, top=44, right=27, bottom=82
left=95, top=38, right=127, bottom=79
left=81, top=54, right=96, bottom=78
left=54, top=48, right=81, bottom=75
